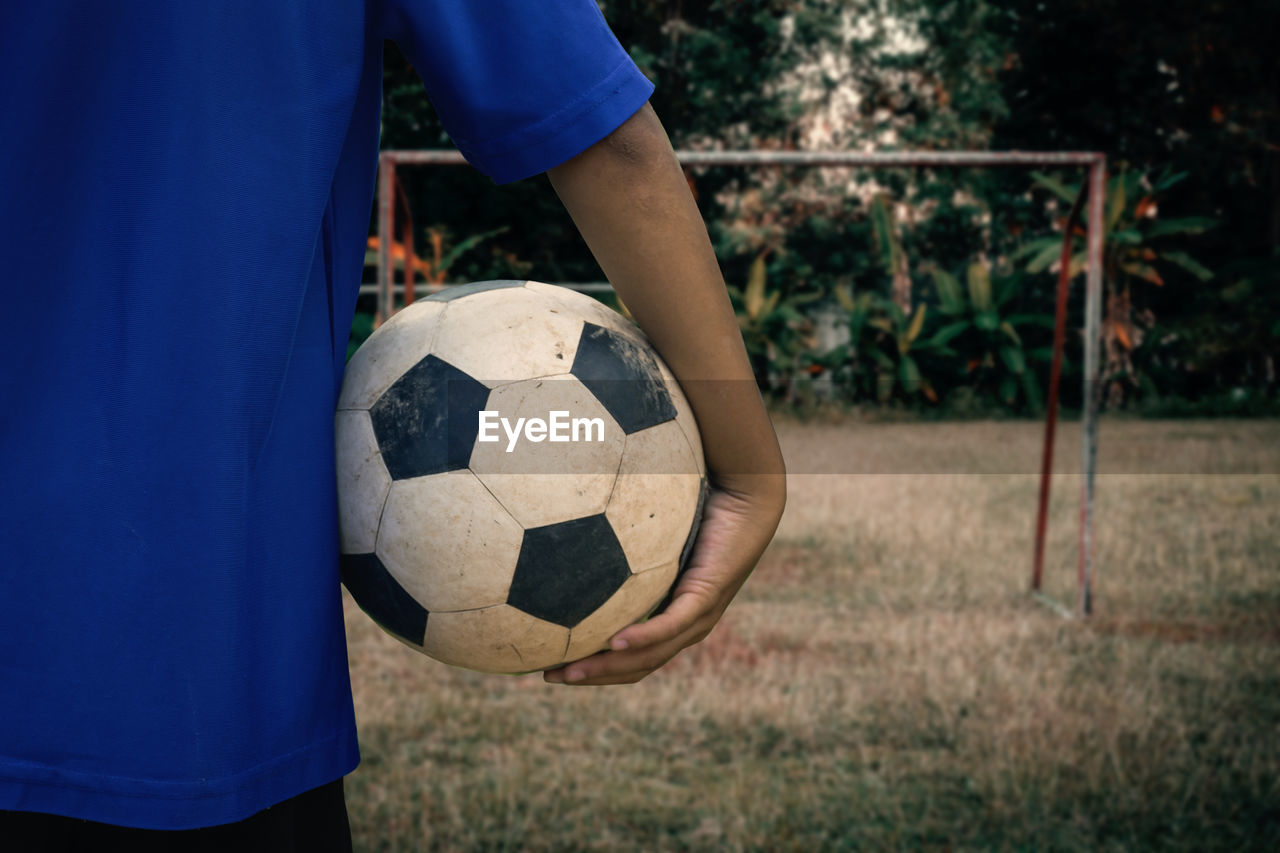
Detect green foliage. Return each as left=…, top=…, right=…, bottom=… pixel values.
left=1014, top=163, right=1218, bottom=406
left=369, top=0, right=1274, bottom=414
left=837, top=290, right=946, bottom=404
left=921, top=260, right=1055, bottom=412
left=726, top=252, right=823, bottom=393
left=1136, top=249, right=1280, bottom=409
left=812, top=258, right=1056, bottom=412
left=1014, top=164, right=1215, bottom=286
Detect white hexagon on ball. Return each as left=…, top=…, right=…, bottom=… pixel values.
left=470, top=374, right=624, bottom=529
left=423, top=604, right=570, bottom=674
left=606, top=419, right=703, bottom=574
left=429, top=284, right=584, bottom=388
left=376, top=471, right=524, bottom=612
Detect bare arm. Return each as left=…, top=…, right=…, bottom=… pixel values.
left=543, top=102, right=786, bottom=685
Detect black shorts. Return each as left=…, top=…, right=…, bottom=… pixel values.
left=1, top=778, right=352, bottom=853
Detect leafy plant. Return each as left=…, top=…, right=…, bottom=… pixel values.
left=815, top=288, right=949, bottom=405
left=725, top=251, right=823, bottom=394
left=869, top=194, right=913, bottom=315
left=922, top=260, right=1055, bottom=412
left=1012, top=163, right=1216, bottom=406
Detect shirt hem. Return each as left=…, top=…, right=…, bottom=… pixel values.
left=0, top=726, right=360, bottom=830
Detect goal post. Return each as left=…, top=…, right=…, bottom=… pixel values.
left=373, top=148, right=1108, bottom=618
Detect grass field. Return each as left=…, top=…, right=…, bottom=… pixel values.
left=342, top=416, right=1280, bottom=851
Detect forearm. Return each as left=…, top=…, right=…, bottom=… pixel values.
left=547, top=103, right=785, bottom=500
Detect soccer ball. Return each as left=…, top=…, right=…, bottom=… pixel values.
left=336, top=280, right=707, bottom=673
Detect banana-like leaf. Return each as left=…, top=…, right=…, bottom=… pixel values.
left=1120, top=262, right=1165, bottom=286
left=1111, top=228, right=1142, bottom=245
left=870, top=195, right=903, bottom=277
left=1000, top=345, right=1026, bottom=374
left=1030, top=171, right=1079, bottom=205
left=1010, top=236, right=1063, bottom=261
left=1152, top=166, right=1189, bottom=192
left=1028, top=346, right=1056, bottom=362
left=898, top=354, right=922, bottom=392
left=1144, top=217, right=1218, bottom=239
left=870, top=349, right=895, bottom=370
left=744, top=254, right=768, bottom=320
left=975, top=310, right=999, bottom=332
left=868, top=317, right=894, bottom=335
left=1158, top=250, right=1214, bottom=281
left=967, top=262, right=992, bottom=313
left=762, top=289, right=782, bottom=319
left=1000, top=321, right=1022, bottom=346
left=921, top=319, right=970, bottom=348
left=927, top=264, right=966, bottom=315
left=439, top=226, right=509, bottom=272
left=1026, top=240, right=1066, bottom=274
left=902, top=304, right=927, bottom=350
left=1107, top=171, right=1126, bottom=231
left=1067, top=251, right=1087, bottom=279
left=1029, top=347, right=1071, bottom=372
left=993, top=269, right=1020, bottom=308
left=835, top=284, right=855, bottom=312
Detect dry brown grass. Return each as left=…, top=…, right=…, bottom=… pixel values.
left=344, top=416, right=1280, bottom=851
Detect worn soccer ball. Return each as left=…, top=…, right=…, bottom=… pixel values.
left=336, top=280, right=707, bottom=673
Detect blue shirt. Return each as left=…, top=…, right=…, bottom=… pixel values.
left=0, top=0, right=653, bottom=829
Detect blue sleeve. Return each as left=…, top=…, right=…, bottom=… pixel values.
left=377, top=0, right=655, bottom=184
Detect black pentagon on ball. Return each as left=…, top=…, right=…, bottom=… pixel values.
left=507, top=514, right=631, bottom=628
left=340, top=552, right=428, bottom=645
left=370, top=354, right=490, bottom=480
left=570, top=323, right=677, bottom=434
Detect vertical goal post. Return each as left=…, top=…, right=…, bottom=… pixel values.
left=372, top=148, right=1107, bottom=618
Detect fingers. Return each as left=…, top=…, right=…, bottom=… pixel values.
left=542, top=645, right=673, bottom=686
left=543, top=601, right=716, bottom=686
left=607, top=589, right=710, bottom=652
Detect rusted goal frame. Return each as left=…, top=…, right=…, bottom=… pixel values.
left=373, top=148, right=1107, bottom=618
